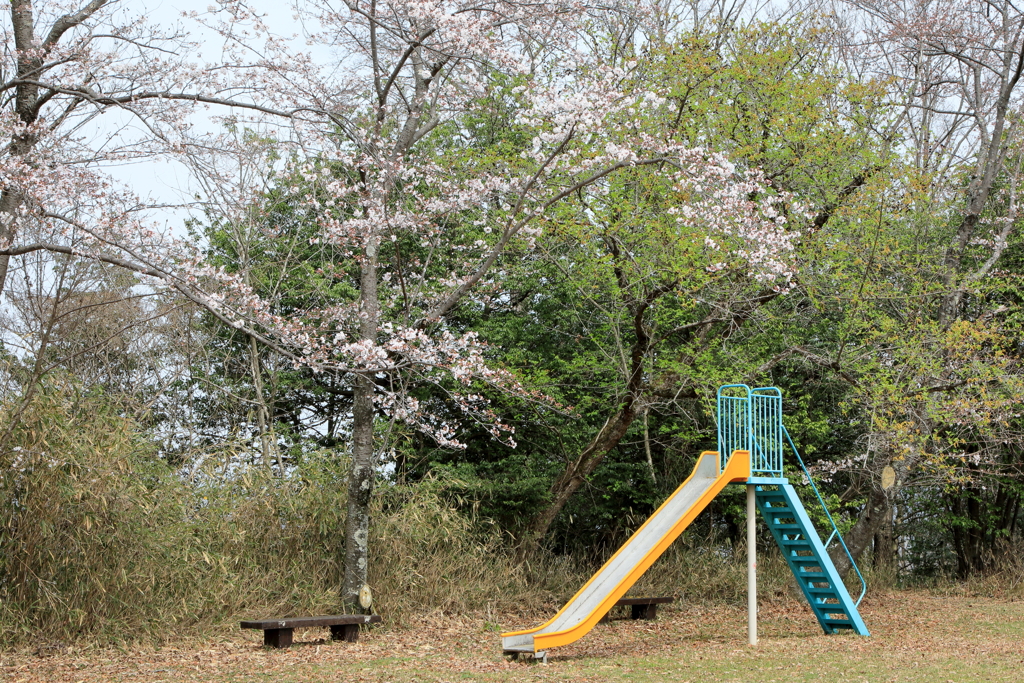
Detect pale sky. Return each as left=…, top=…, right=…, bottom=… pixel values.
left=104, top=1, right=310, bottom=233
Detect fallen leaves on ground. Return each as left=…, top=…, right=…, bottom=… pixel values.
left=1, top=591, right=1022, bottom=682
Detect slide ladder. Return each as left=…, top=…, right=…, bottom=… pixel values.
left=756, top=483, right=869, bottom=635
left=719, top=384, right=869, bottom=636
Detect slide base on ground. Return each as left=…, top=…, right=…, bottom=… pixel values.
left=755, top=481, right=869, bottom=636
left=501, top=450, right=750, bottom=655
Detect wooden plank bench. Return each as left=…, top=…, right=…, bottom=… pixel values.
left=240, top=614, right=382, bottom=649
left=604, top=596, right=674, bottom=621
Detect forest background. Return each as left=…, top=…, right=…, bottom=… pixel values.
left=2, top=0, right=1023, bottom=646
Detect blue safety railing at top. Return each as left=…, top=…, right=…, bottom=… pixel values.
left=717, top=384, right=751, bottom=474
left=716, top=383, right=866, bottom=607
left=716, top=384, right=783, bottom=477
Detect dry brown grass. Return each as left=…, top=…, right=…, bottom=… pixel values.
left=3, top=590, right=1022, bottom=682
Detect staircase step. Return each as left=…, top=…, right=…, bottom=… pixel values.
left=756, top=475, right=868, bottom=636
left=822, top=620, right=855, bottom=630
left=793, top=566, right=825, bottom=574
left=810, top=608, right=849, bottom=620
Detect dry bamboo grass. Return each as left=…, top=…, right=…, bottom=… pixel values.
left=0, top=388, right=537, bottom=645
left=0, top=388, right=347, bottom=646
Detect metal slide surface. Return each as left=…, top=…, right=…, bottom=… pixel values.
left=501, top=451, right=750, bottom=655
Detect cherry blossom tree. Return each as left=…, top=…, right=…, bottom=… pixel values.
left=0, top=0, right=281, bottom=460
left=0, top=0, right=802, bottom=608
left=0, top=0, right=311, bottom=327
left=842, top=0, right=1024, bottom=316
left=205, top=0, right=801, bottom=605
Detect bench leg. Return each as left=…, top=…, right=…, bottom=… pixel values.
left=331, top=624, right=360, bottom=643
left=264, top=628, right=293, bottom=648
left=631, top=604, right=657, bottom=620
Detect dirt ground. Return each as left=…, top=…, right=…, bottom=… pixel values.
left=3, top=590, right=1023, bottom=682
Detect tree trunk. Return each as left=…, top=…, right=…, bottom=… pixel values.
left=249, top=334, right=280, bottom=473
left=342, top=236, right=379, bottom=610
left=872, top=505, right=895, bottom=572
left=832, top=446, right=914, bottom=582
left=343, top=372, right=376, bottom=610
left=994, top=488, right=1020, bottom=570
left=519, top=404, right=639, bottom=557
left=0, top=0, right=43, bottom=296
left=0, top=0, right=112, bottom=296
left=830, top=480, right=890, bottom=580
left=518, top=281, right=657, bottom=557
left=0, top=192, right=19, bottom=296
left=947, top=476, right=1022, bottom=578
left=962, top=488, right=987, bottom=577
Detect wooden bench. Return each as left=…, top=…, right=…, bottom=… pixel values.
left=240, top=614, right=382, bottom=648
left=605, top=596, right=674, bottom=621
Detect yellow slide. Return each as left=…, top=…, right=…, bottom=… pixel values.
left=501, top=450, right=750, bottom=656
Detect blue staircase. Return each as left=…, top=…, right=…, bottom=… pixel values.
left=718, top=384, right=869, bottom=637
left=756, top=483, right=869, bottom=635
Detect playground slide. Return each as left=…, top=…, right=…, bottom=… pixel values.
left=501, top=450, right=751, bottom=656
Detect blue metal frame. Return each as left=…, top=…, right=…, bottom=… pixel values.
left=751, top=387, right=783, bottom=476
left=716, top=384, right=751, bottom=474
left=755, top=483, right=870, bottom=634
left=715, top=383, right=866, bottom=607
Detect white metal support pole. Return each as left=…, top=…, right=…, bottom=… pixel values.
left=747, top=483, right=758, bottom=646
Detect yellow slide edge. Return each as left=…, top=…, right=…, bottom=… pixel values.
left=502, top=450, right=750, bottom=651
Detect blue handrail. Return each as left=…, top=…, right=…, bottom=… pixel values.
left=781, top=424, right=867, bottom=607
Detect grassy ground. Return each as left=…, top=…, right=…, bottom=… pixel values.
left=2, top=590, right=1022, bottom=682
